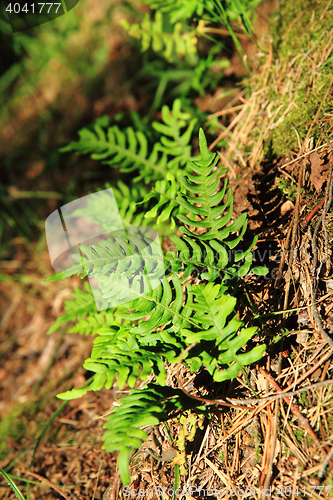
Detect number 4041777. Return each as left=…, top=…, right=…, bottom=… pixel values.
left=6, top=3, right=62, bottom=14
left=276, top=485, right=332, bottom=496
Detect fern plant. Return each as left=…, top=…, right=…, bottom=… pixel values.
left=119, top=0, right=263, bottom=111
left=120, top=0, right=262, bottom=78
left=120, top=11, right=198, bottom=65
left=60, top=99, right=198, bottom=185
left=44, top=129, right=267, bottom=485
left=141, top=0, right=216, bottom=24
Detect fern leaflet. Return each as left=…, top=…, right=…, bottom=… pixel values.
left=47, top=284, right=97, bottom=334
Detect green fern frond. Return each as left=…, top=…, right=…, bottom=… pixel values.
left=57, top=274, right=262, bottom=404
left=140, top=0, right=260, bottom=33
left=176, top=129, right=248, bottom=242
left=110, top=181, right=148, bottom=227
left=64, top=181, right=148, bottom=232
left=57, top=326, right=167, bottom=400
left=138, top=173, right=186, bottom=230
left=42, top=228, right=165, bottom=301
left=67, top=311, right=117, bottom=335
left=86, top=330, right=166, bottom=386
left=60, top=100, right=196, bottom=184
left=48, top=126, right=268, bottom=486
left=102, top=386, right=168, bottom=485
left=141, top=129, right=251, bottom=247
left=165, top=232, right=262, bottom=287
left=122, top=275, right=194, bottom=334
left=152, top=99, right=198, bottom=165
left=141, top=0, right=210, bottom=24
left=181, top=282, right=265, bottom=380
left=61, top=122, right=166, bottom=180
left=121, top=277, right=264, bottom=380
left=121, top=278, right=264, bottom=383
left=166, top=233, right=223, bottom=281
left=120, top=11, right=198, bottom=65
left=47, top=284, right=97, bottom=334
left=102, top=383, right=204, bottom=485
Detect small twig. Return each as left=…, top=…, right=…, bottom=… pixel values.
left=176, top=344, right=333, bottom=408
left=319, top=447, right=333, bottom=479
left=92, top=461, right=103, bottom=500
left=18, top=469, right=72, bottom=500
left=305, top=118, right=333, bottom=126
left=279, top=142, right=331, bottom=170
left=281, top=125, right=305, bottom=327
left=310, top=123, right=333, bottom=349
left=207, top=104, right=244, bottom=120
left=262, top=401, right=278, bottom=497
left=225, top=378, right=333, bottom=406
left=103, top=471, right=121, bottom=500
left=208, top=104, right=249, bottom=150
left=274, top=226, right=292, bottom=289
left=305, top=77, right=333, bottom=143
left=283, top=347, right=332, bottom=392
left=256, top=368, right=325, bottom=453
left=301, top=197, right=325, bottom=229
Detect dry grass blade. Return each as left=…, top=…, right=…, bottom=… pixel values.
left=261, top=402, right=278, bottom=498
left=18, top=469, right=72, bottom=500
left=258, top=368, right=324, bottom=454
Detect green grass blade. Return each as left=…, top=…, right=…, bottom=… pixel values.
left=0, top=468, right=26, bottom=500
left=29, top=400, right=68, bottom=468
left=29, top=376, right=95, bottom=468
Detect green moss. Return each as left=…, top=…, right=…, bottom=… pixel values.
left=255, top=442, right=261, bottom=462
left=299, top=390, right=312, bottom=409
left=328, top=473, right=333, bottom=488
left=267, top=72, right=333, bottom=157
left=276, top=175, right=298, bottom=201
left=0, top=399, right=47, bottom=460
left=259, top=0, right=333, bottom=157
left=293, top=428, right=305, bottom=442
left=270, top=0, right=328, bottom=60
left=0, top=407, right=26, bottom=460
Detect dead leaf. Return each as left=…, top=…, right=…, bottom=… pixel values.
left=281, top=200, right=294, bottom=215
left=161, top=447, right=177, bottom=462
left=171, top=451, right=186, bottom=466
left=310, top=152, right=328, bottom=192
